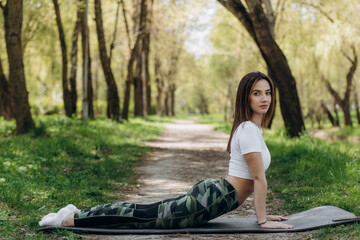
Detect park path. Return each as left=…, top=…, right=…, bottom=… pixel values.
left=84, top=120, right=311, bottom=240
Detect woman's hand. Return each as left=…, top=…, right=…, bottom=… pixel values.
left=259, top=220, right=294, bottom=229
left=266, top=215, right=288, bottom=221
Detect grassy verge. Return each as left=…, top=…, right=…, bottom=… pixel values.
left=0, top=115, right=163, bottom=239
left=195, top=114, right=360, bottom=240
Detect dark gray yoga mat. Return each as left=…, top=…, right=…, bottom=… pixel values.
left=37, top=206, right=359, bottom=234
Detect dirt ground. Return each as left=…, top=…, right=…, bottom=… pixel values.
left=82, top=120, right=313, bottom=240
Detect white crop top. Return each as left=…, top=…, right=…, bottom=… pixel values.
left=228, top=121, right=271, bottom=180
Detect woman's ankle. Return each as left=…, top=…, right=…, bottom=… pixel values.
left=61, top=212, right=75, bottom=227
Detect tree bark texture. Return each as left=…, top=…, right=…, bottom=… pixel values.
left=323, top=46, right=357, bottom=126
left=52, top=0, right=73, bottom=117
left=121, top=0, right=132, bottom=51
left=0, top=58, right=13, bottom=119
left=217, top=0, right=305, bottom=137
left=94, top=0, right=120, bottom=121
left=334, top=103, right=340, bottom=126
left=144, top=0, right=153, bottom=115
left=170, top=83, right=175, bottom=116
left=154, top=54, right=162, bottom=116
left=109, top=0, right=121, bottom=62
left=164, top=83, right=169, bottom=116
left=119, top=0, right=135, bottom=120
left=122, top=36, right=140, bottom=120
left=79, top=0, right=94, bottom=119
left=134, top=52, right=143, bottom=116
left=143, top=30, right=151, bottom=115
left=69, top=4, right=81, bottom=116
left=133, top=0, right=148, bottom=117
left=2, top=0, right=34, bottom=133
left=321, top=102, right=338, bottom=127
left=166, top=47, right=181, bottom=116
left=354, top=92, right=360, bottom=124
left=81, top=20, right=94, bottom=119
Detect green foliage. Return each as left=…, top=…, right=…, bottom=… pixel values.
left=0, top=115, right=162, bottom=239
left=265, top=131, right=360, bottom=212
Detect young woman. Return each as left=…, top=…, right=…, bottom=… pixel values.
left=39, top=71, right=293, bottom=229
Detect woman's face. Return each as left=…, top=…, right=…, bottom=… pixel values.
left=249, top=79, right=272, bottom=117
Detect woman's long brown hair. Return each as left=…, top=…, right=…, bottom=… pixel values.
left=226, top=72, right=275, bottom=153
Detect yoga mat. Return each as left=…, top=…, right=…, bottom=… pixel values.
left=37, top=206, right=359, bottom=234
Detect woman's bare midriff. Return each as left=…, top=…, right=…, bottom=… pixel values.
left=226, top=175, right=254, bottom=205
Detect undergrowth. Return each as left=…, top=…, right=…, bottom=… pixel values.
left=0, top=115, right=163, bottom=239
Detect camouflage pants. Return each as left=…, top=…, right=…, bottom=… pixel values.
left=74, top=178, right=239, bottom=229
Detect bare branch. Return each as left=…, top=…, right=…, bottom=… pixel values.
left=344, top=46, right=357, bottom=101
left=322, top=75, right=343, bottom=106
left=109, top=0, right=121, bottom=61
left=121, top=0, right=132, bottom=51
left=306, top=3, right=334, bottom=23
left=217, top=0, right=256, bottom=40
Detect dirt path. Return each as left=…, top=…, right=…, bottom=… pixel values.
left=84, top=120, right=312, bottom=240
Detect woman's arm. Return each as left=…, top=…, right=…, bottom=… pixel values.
left=244, top=152, right=267, bottom=223
left=244, top=152, right=293, bottom=229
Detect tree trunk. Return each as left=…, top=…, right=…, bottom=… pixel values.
left=217, top=0, right=305, bottom=137
left=79, top=0, right=94, bottom=119
left=119, top=0, right=132, bottom=120
left=86, top=46, right=94, bottom=119
left=122, top=36, right=140, bottom=120
left=94, top=0, right=120, bottom=121
left=69, top=4, right=81, bottom=116
left=323, top=46, right=357, bottom=127
left=121, top=0, right=132, bottom=52
left=227, top=82, right=234, bottom=119
left=170, top=83, right=175, bottom=116
left=165, top=45, right=182, bottom=117
left=334, top=103, right=340, bottom=126
left=321, top=102, right=338, bottom=127
left=164, top=83, right=169, bottom=116
left=0, top=58, right=13, bottom=120
left=144, top=0, right=153, bottom=115
left=141, top=51, right=147, bottom=118
left=134, top=52, right=143, bottom=116
left=2, top=0, right=34, bottom=133
left=143, top=32, right=151, bottom=115
left=354, top=92, right=360, bottom=124
left=154, top=55, right=162, bottom=117
left=133, top=0, right=148, bottom=117
left=52, top=0, right=72, bottom=117
left=109, top=0, right=121, bottom=62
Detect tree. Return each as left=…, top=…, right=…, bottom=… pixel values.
left=81, top=1, right=94, bottom=119
left=154, top=52, right=163, bottom=116
left=121, top=0, right=137, bottom=120
left=323, top=46, right=357, bottom=126
left=52, top=0, right=73, bottom=117
left=133, top=0, right=149, bottom=117
left=354, top=92, right=360, bottom=124
left=166, top=45, right=182, bottom=116
left=94, top=0, right=120, bottom=121
left=217, top=0, right=305, bottom=137
left=0, top=58, right=13, bottom=119
left=321, top=102, right=339, bottom=127
left=1, top=0, right=34, bottom=133
left=69, top=1, right=82, bottom=116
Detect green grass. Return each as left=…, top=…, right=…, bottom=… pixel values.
left=196, top=114, right=360, bottom=240
left=0, top=115, right=163, bottom=239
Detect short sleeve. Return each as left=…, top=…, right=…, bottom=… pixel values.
left=237, top=123, right=262, bottom=155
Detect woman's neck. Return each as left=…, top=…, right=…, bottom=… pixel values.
left=250, top=115, right=263, bottom=129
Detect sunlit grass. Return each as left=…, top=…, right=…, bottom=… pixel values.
left=0, top=115, right=163, bottom=239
